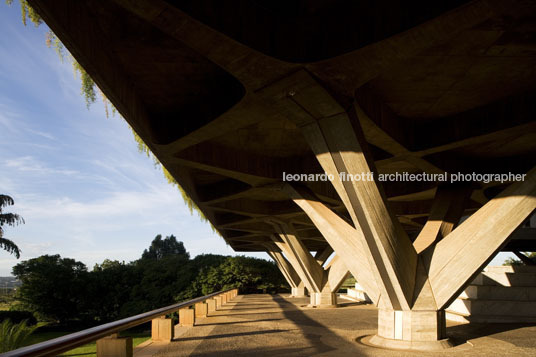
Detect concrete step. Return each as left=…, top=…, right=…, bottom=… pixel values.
left=447, top=298, right=536, bottom=317
left=347, top=287, right=371, bottom=303
left=458, top=285, right=536, bottom=300
left=446, top=310, right=536, bottom=324
left=472, top=271, right=536, bottom=287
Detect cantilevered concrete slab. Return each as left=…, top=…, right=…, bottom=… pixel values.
left=29, top=0, right=536, bottom=349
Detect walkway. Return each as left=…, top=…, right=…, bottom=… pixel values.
left=146, top=294, right=536, bottom=356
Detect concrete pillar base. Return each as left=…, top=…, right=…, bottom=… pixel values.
left=367, top=334, right=453, bottom=351
left=309, top=292, right=337, bottom=308
left=291, top=286, right=306, bottom=297
left=376, top=309, right=449, bottom=349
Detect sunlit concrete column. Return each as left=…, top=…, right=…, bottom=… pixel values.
left=266, top=247, right=307, bottom=297
left=265, top=70, right=536, bottom=349
left=268, top=223, right=337, bottom=307
left=371, top=310, right=449, bottom=350
left=267, top=222, right=348, bottom=307
left=291, top=282, right=307, bottom=298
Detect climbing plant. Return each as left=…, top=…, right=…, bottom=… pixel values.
left=5, top=0, right=210, bottom=225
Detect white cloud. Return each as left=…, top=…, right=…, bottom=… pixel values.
left=27, top=129, right=56, bottom=140
left=16, top=185, right=183, bottom=220
left=5, top=156, right=79, bottom=176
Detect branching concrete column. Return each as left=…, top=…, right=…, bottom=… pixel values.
left=262, top=70, right=418, bottom=309
left=259, top=70, right=536, bottom=349
left=267, top=220, right=348, bottom=307
left=265, top=246, right=307, bottom=297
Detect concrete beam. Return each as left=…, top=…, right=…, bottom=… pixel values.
left=413, top=185, right=471, bottom=254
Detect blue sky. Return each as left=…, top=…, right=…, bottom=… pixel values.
left=0, top=4, right=511, bottom=276
left=0, top=4, right=267, bottom=275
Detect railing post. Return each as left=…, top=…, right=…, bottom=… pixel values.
left=179, top=307, right=195, bottom=327
left=96, top=334, right=132, bottom=357
left=151, top=315, right=174, bottom=342
left=195, top=302, right=208, bottom=318
left=221, top=293, right=227, bottom=305
left=207, top=298, right=216, bottom=315
left=214, top=296, right=222, bottom=309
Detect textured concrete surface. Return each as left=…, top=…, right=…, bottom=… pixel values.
left=153, top=294, right=536, bottom=356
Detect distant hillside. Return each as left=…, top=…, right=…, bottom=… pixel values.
left=0, top=277, right=21, bottom=289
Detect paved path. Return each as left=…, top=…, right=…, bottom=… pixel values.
left=150, top=294, right=536, bottom=356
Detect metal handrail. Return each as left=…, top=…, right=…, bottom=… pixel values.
left=1, top=288, right=235, bottom=357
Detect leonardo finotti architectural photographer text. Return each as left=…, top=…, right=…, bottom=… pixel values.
left=282, top=172, right=527, bottom=184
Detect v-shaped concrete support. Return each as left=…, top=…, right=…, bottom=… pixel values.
left=325, top=255, right=350, bottom=293
left=267, top=219, right=349, bottom=307
left=283, top=184, right=381, bottom=305
left=428, top=167, right=536, bottom=309
left=266, top=249, right=301, bottom=288
left=269, top=221, right=325, bottom=294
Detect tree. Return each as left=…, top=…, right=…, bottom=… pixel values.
left=177, top=256, right=287, bottom=300
left=12, top=255, right=88, bottom=324
left=0, top=195, right=24, bottom=258
left=141, top=234, right=189, bottom=261
left=503, top=252, right=536, bottom=266
left=86, top=260, right=139, bottom=323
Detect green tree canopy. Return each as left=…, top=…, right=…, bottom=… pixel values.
left=11, top=238, right=287, bottom=325
left=0, top=194, right=24, bottom=258
left=141, top=234, right=189, bottom=261
left=12, top=255, right=88, bottom=324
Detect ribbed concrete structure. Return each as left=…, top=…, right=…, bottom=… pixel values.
left=29, top=0, right=536, bottom=350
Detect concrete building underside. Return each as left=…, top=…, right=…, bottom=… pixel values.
left=29, top=0, right=536, bottom=350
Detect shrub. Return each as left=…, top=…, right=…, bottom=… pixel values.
left=0, top=319, right=38, bottom=352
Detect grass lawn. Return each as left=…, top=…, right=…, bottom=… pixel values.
left=25, top=330, right=150, bottom=356
left=0, top=295, right=16, bottom=310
